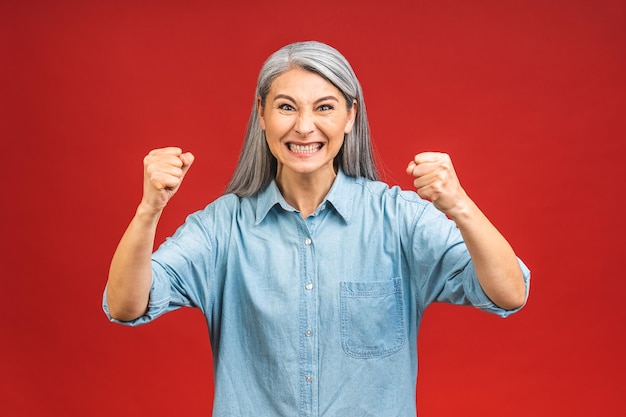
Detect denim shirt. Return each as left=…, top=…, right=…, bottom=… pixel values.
left=103, top=170, right=530, bottom=417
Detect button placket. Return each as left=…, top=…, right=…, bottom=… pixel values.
left=297, top=219, right=317, bottom=415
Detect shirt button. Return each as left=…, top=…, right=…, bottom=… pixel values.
left=305, top=375, right=313, bottom=383
left=305, top=282, right=313, bottom=291
left=304, top=238, right=312, bottom=246
left=305, top=329, right=312, bottom=337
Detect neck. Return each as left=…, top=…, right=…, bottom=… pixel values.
left=276, top=168, right=337, bottom=218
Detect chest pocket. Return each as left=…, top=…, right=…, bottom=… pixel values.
left=340, top=278, right=406, bottom=358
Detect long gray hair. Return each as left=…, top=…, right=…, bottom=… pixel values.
left=225, top=41, right=379, bottom=197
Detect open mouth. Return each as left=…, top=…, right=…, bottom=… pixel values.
left=288, top=143, right=323, bottom=154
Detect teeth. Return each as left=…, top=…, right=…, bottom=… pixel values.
left=289, top=143, right=321, bottom=153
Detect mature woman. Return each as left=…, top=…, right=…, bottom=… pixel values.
left=104, top=41, right=529, bottom=416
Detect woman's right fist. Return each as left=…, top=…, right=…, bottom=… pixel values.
left=141, top=147, right=194, bottom=211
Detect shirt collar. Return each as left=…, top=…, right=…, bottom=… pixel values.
left=324, top=169, right=353, bottom=223
left=255, top=169, right=355, bottom=225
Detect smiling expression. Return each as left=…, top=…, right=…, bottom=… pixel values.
left=258, top=68, right=357, bottom=184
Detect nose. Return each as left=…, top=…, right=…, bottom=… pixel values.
left=294, top=110, right=315, bottom=137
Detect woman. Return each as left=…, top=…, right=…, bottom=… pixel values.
left=104, top=41, right=529, bottom=416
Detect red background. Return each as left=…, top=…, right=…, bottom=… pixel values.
left=2, top=0, right=625, bottom=415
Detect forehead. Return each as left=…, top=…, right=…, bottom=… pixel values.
left=269, top=68, right=342, bottom=98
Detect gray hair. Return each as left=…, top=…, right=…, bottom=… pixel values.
left=225, top=41, right=379, bottom=197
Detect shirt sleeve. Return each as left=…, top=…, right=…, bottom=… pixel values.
left=410, top=200, right=530, bottom=318
left=102, top=210, right=214, bottom=326
left=460, top=257, right=530, bottom=318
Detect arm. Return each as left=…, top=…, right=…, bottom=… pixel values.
left=106, top=147, right=194, bottom=321
left=406, top=152, right=526, bottom=310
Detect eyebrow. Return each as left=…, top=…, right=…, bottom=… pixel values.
left=273, top=94, right=340, bottom=104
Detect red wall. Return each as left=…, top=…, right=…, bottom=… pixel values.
left=2, top=0, right=624, bottom=415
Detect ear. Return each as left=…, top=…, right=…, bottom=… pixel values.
left=257, top=96, right=266, bottom=130
left=344, top=99, right=358, bottom=134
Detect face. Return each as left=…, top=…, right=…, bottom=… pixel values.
left=258, top=68, right=357, bottom=183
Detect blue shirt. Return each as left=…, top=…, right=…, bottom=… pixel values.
left=103, top=170, right=530, bottom=417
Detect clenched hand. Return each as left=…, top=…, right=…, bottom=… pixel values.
left=141, top=147, right=195, bottom=212
left=405, top=152, right=469, bottom=218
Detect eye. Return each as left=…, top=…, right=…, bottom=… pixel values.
left=277, top=103, right=295, bottom=111
left=317, top=103, right=334, bottom=112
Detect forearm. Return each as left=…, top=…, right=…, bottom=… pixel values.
left=106, top=204, right=162, bottom=321
left=450, top=197, right=526, bottom=310
left=406, top=152, right=527, bottom=310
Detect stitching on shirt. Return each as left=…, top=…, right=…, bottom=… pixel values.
left=340, top=278, right=406, bottom=359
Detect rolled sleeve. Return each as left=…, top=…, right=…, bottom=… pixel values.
left=101, top=266, right=174, bottom=326
left=102, top=210, right=214, bottom=326
left=463, top=258, right=531, bottom=318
